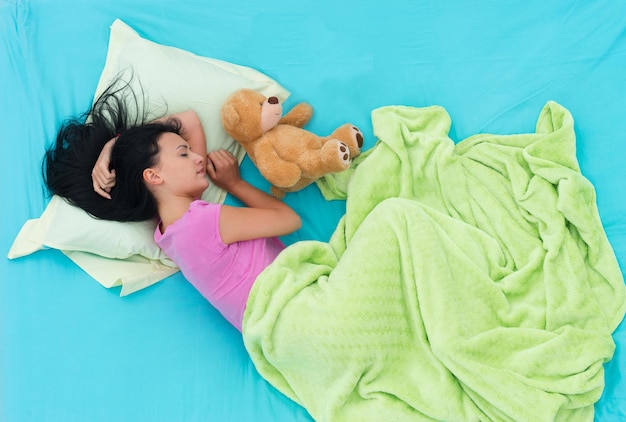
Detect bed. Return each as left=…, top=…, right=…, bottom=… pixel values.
left=2, top=1, right=625, bottom=421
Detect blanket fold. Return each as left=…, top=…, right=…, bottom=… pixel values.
left=243, top=102, right=626, bottom=421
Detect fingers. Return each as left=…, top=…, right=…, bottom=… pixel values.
left=207, top=149, right=237, bottom=168
left=91, top=136, right=119, bottom=200
left=92, top=168, right=116, bottom=200
left=205, top=156, right=216, bottom=179
left=207, top=149, right=237, bottom=179
left=93, top=179, right=111, bottom=200
left=93, top=169, right=115, bottom=189
left=206, top=149, right=241, bottom=190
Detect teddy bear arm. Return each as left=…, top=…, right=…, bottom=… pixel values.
left=279, top=102, right=313, bottom=128
left=254, top=141, right=303, bottom=188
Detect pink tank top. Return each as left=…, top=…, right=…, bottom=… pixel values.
left=154, top=200, right=285, bottom=331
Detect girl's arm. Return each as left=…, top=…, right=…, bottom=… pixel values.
left=92, top=110, right=207, bottom=199
left=206, top=149, right=301, bottom=244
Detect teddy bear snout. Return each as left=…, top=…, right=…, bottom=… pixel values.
left=261, top=96, right=283, bottom=133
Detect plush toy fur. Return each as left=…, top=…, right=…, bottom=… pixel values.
left=220, top=89, right=363, bottom=198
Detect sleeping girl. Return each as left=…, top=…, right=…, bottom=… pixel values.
left=43, top=81, right=301, bottom=331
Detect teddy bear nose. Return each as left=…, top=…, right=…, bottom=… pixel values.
left=268, top=96, right=279, bottom=104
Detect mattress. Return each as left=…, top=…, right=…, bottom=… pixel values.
left=2, top=1, right=625, bottom=420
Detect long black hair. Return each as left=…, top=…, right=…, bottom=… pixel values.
left=43, top=80, right=182, bottom=221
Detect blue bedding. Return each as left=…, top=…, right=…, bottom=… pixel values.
left=2, top=1, right=625, bottom=421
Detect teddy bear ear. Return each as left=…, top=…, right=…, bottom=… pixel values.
left=221, top=103, right=240, bottom=128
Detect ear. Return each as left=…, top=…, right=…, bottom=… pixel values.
left=143, top=168, right=163, bottom=186
left=220, top=103, right=240, bottom=129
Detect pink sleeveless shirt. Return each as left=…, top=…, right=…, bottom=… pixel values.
left=154, top=200, right=285, bottom=331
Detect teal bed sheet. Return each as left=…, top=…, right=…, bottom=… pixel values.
left=2, top=1, right=625, bottom=421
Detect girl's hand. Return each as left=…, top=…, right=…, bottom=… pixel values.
left=92, top=136, right=118, bottom=199
left=206, top=149, right=242, bottom=192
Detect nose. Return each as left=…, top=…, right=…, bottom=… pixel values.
left=268, top=96, right=279, bottom=104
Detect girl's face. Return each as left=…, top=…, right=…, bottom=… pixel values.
left=150, top=132, right=208, bottom=198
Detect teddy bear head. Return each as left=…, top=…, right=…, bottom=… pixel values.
left=220, top=89, right=283, bottom=144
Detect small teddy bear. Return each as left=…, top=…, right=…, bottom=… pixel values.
left=220, top=89, right=363, bottom=198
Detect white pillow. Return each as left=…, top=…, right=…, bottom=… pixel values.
left=9, top=195, right=174, bottom=262
left=7, top=196, right=180, bottom=296
left=8, top=19, right=290, bottom=295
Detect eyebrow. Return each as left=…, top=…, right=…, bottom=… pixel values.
left=175, top=144, right=190, bottom=151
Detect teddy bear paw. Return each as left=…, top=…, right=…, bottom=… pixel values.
left=338, top=142, right=351, bottom=165
left=350, top=126, right=364, bottom=152
left=330, top=124, right=363, bottom=158
left=320, top=139, right=352, bottom=172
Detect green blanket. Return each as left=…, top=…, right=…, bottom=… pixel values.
left=242, top=102, right=626, bottom=421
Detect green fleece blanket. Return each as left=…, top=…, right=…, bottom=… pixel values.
left=242, top=102, right=626, bottom=422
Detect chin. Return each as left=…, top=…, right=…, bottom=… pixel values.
left=194, top=185, right=209, bottom=198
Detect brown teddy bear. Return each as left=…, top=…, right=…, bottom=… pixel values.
left=220, top=89, right=363, bottom=198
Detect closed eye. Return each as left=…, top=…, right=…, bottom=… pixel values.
left=176, top=144, right=191, bottom=156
